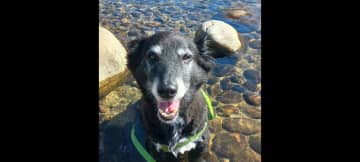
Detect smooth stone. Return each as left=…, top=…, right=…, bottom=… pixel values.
left=225, top=20, right=254, bottom=33
left=195, top=20, right=243, bottom=57
left=249, top=39, right=261, bottom=49
left=112, top=11, right=119, bottom=17
left=212, top=64, right=237, bottom=77
left=130, top=81, right=138, bottom=88
left=230, top=148, right=261, bottom=162
left=214, top=56, right=238, bottom=65
left=204, top=152, right=219, bottom=162
left=99, top=26, right=128, bottom=98
left=131, top=11, right=143, bottom=18
left=217, top=105, right=240, bottom=117
left=219, top=159, right=230, bottom=162
left=225, top=9, right=249, bottom=19
left=229, top=75, right=241, bottom=84
left=240, top=105, right=261, bottom=119
left=220, top=78, right=232, bottom=91
left=160, top=15, right=170, bottom=22
left=147, top=21, right=161, bottom=27
left=118, top=25, right=128, bottom=32
left=128, top=29, right=141, bottom=37
left=209, top=84, right=222, bottom=97
left=249, top=133, right=261, bottom=154
left=208, top=118, right=222, bottom=133
left=216, top=90, right=243, bottom=104
left=243, top=94, right=261, bottom=106
left=250, top=33, right=261, bottom=39
left=243, top=69, right=260, bottom=84
left=120, top=18, right=130, bottom=24
left=222, top=118, right=260, bottom=135
left=232, top=85, right=246, bottom=93
left=153, top=17, right=164, bottom=23
left=243, top=0, right=258, bottom=3
left=212, top=133, right=247, bottom=158
left=246, top=55, right=256, bottom=63
left=243, top=81, right=257, bottom=92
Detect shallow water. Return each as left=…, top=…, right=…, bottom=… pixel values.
left=99, top=0, right=261, bottom=161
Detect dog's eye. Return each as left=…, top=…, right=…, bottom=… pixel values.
left=182, top=54, right=192, bottom=61
left=148, top=52, right=158, bottom=61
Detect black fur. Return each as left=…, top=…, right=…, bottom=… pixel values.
left=102, top=32, right=223, bottom=162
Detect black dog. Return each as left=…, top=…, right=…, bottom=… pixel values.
left=102, top=32, right=228, bottom=162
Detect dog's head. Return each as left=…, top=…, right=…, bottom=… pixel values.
left=127, top=32, right=218, bottom=124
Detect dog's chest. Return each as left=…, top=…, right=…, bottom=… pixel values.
left=153, top=135, right=203, bottom=157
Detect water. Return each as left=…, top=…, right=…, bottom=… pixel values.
left=99, top=0, right=261, bottom=161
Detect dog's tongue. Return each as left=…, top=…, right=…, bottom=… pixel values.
left=159, top=100, right=180, bottom=113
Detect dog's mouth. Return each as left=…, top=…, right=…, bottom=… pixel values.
left=157, top=100, right=180, bottom=121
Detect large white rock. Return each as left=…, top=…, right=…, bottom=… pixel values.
left=195, top=20, right=243, bottom=57
left=99, top=26, right=128, bottom=98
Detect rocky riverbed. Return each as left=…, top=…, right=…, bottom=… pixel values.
left=99, top=0, right=261, bottom=161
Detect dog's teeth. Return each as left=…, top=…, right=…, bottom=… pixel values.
left=159, top=108, right=178, bottom=120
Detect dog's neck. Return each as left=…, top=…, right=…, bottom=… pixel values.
left=139, top=90, right=207, bottom=148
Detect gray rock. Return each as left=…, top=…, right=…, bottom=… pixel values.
left=195, top=20, right=243, bottom=57
left=99, top=26, right=128, bottom=98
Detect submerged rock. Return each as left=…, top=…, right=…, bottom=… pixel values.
left=212, top=133, right=247, bottom=158
left=217, top=105, right=240, bottom=117
left=230, top=148, right=261, bottom=162
left=212, top=64, right=237, bottom=77
left=204, top=152, right=219, bottom=162
left=243, top=81, right=257, bottom=92
left=222, top=118, right=260, bottom=135
left=243, top=69, right=260, bottom=84
left=209, top=83, right=222, bottom=97
left=232, top=85, right=246, bottom=93
left=243, top=94, right=261, bottom=106
left=229, top=75, right=241, bottom=84
left=220, top=78, right=232, bottom=91
left=120, top=18, right=130, bottom=24
left=240, top=105, right=261, bottom=119
left=208, top=118, right=222, bottom=133
left=216, top=90, right=243, bottom=104
left=146, top=21, right=161, bottom=27
left=249, top=39, right=261, bottom=49
left=249, top=133, right=261, bottom=154
left=225, top=9, right=249, bottom=19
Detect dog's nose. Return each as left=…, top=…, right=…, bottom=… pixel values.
left=158, top=84, right=177, bottom=99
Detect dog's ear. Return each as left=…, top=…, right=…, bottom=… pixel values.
left=197, top=53, right=216, bottom=73
left=127, top=38, right=146, bottom=73
left=194, top=33, right=213, bottom=57
left=193, top=34, right=215, bottom=73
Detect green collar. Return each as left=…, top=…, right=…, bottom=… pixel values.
left=158, top=122, right=208, bottom=152
left=131, top=89, right=215, bottom=162
left=131, top=126, right=156, bottom=162
left=200, top=89, right=216, bottom=120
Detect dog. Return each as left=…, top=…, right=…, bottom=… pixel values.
left=101, top=32, right=229, bottom=162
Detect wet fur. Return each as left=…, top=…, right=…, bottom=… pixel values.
left=102, top=32, right=220, bottom=162
left=128, top=32, right=217, bottom=162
